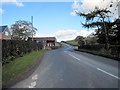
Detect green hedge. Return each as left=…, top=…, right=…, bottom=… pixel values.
left=78, top=45, right=120, bottom=59
left=2, top=40, right=43, bottom=64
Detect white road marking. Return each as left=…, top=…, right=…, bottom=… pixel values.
left=32, top=74, right=38, bottom=80
left=28, top=74, right=38, bottom=88
left=28, top=81, right=36, bottom=88
left=97, top=68, right=120, bottom=80
left=64, top=51, right=67, bottom=53
left=64, top=50, right=119, bottom=80
left=68, top=53, right=81, bottom=61
left=64, top=51, right=81, bottom=61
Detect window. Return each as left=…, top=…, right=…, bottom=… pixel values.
left=5, top=31, right=9, bottom=36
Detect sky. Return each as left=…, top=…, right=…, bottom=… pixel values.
left=0, top=0, right=119, bottom=41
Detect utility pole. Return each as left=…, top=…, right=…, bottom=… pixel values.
left=31, top=16, right=33, bottom=41
left=118, top=1, right=120, bottom=18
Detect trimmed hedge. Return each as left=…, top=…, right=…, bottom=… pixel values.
left=78, top=45, right=120, bottom=59
left=2, top=40, right=43, bottom=64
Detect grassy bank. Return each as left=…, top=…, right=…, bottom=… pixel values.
left=66, top=40, right=78, bottom=46
left=2, top=50, right=47, bottom=86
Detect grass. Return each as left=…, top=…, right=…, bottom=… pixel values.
left=55, top=42, right=61, bottom=47
left=74, top=46, right=78, bottom=49
left=66, top=40, right=78, bottom=45
left=2, top=50, right=47, bottom=86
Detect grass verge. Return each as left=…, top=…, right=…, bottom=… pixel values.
left=2, top=50, right=47, bottom=86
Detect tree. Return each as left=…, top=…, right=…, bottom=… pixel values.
left=77, top=7, right=111, bottom=49
left=11, top=20, right=37, bottom=40
left=75, top=36, right=85, bottom=46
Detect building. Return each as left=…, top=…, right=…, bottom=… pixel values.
left=0, top=25, right=11, bottom=40
left=31, top=37, right=56, bottom=48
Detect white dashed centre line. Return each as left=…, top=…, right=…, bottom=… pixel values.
left=68, top=53, right=81, bottom=61
left=97, top=68, right=120, bottom=80
left=64, top=51, right=81, bottom=61
left=64, top=50, right=119, bottom=80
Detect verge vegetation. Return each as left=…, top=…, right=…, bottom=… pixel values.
left=2, top=50, right=47, bottom=87
left=65, top=39, right=120, bottom=61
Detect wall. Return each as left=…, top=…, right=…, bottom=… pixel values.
left=0, top=34, right=2, bottom=39
left=2, top=27, right=11, bottom=40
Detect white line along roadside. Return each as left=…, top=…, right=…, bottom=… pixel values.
left=97, top=68, right=120, bottom=80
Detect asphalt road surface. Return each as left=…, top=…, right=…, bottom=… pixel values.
left=12, top=43, right=120, bottom=88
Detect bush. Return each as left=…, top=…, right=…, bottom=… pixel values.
left=78, top=45, right=120, bottom=59
left=20, top=52, right=24, bottom=57
left=2, top=40, right=43, bottom=64
left=2, top=56, right=15, bottom=64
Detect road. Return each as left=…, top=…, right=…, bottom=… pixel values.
left=12, top=43, right=119, bottom=88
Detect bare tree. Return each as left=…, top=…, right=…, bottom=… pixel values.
left=11, top=20, right=37, bottom=40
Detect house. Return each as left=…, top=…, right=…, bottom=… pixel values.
left=30, top=37, right=56, bottom=48
left=0, top=25, right=11, bottom=40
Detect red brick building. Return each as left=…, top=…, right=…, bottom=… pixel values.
left=31, top=37, right=56, bottom=48
left=0, top=25, right=11, bottom=40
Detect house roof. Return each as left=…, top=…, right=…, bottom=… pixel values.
left=0, top=25, right=8, bottom=33
left=32, top=37, right=56, bottom=41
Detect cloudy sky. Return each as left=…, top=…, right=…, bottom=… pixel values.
left=0, top=0, right=119, bottom=41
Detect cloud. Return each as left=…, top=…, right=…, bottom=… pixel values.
left=0, top=8, right=4, bottom=13
left=34, top=33, right=54, bottom=37
left=34, top=29, right=95, bottom=42
left=72, top=0, right=80, bottom=9
left=54, top=30, right=78, bottom=41
left=70, top=10, right=78, bottom=16
left=71, top=0, right=79, bottom=16
left=71, top=0, right=119, bottom=18
left=0, top=0, right=24, bottom=7
left=15, top=2, right=24, bottom=6
left=0, top=0, right=24, bottom=14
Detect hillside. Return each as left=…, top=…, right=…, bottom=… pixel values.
left=66, top=40, right=78, bottom=46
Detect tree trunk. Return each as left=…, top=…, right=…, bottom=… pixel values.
left=103, top=18, right=109, bottom=50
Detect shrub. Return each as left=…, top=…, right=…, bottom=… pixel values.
left=2, top=56, right=15, bottom=64
left=2, top=40, right=43, bottom=64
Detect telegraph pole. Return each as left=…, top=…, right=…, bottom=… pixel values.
left=31, top=16, right=33, bottom=41
left=118, top=1, right=120, bottom=18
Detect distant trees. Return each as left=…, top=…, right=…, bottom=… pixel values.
left=76, top=36, right=85, bottom=46
left=11, top=20, right=37, bottom=40
left=75, top=36, right=98, bottom=46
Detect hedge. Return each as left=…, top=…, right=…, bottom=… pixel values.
left=2, top=40, right=43, bottom=64
left=78, top=45, right=120, bottom=59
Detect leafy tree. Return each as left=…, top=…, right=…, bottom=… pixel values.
left=84, top=37, right=98, bottom=45
left=11, top=20, right=37, bottom=40
left=75, top=36, right=85, bottom=46
left=77, top=7, right=111, bottom=49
